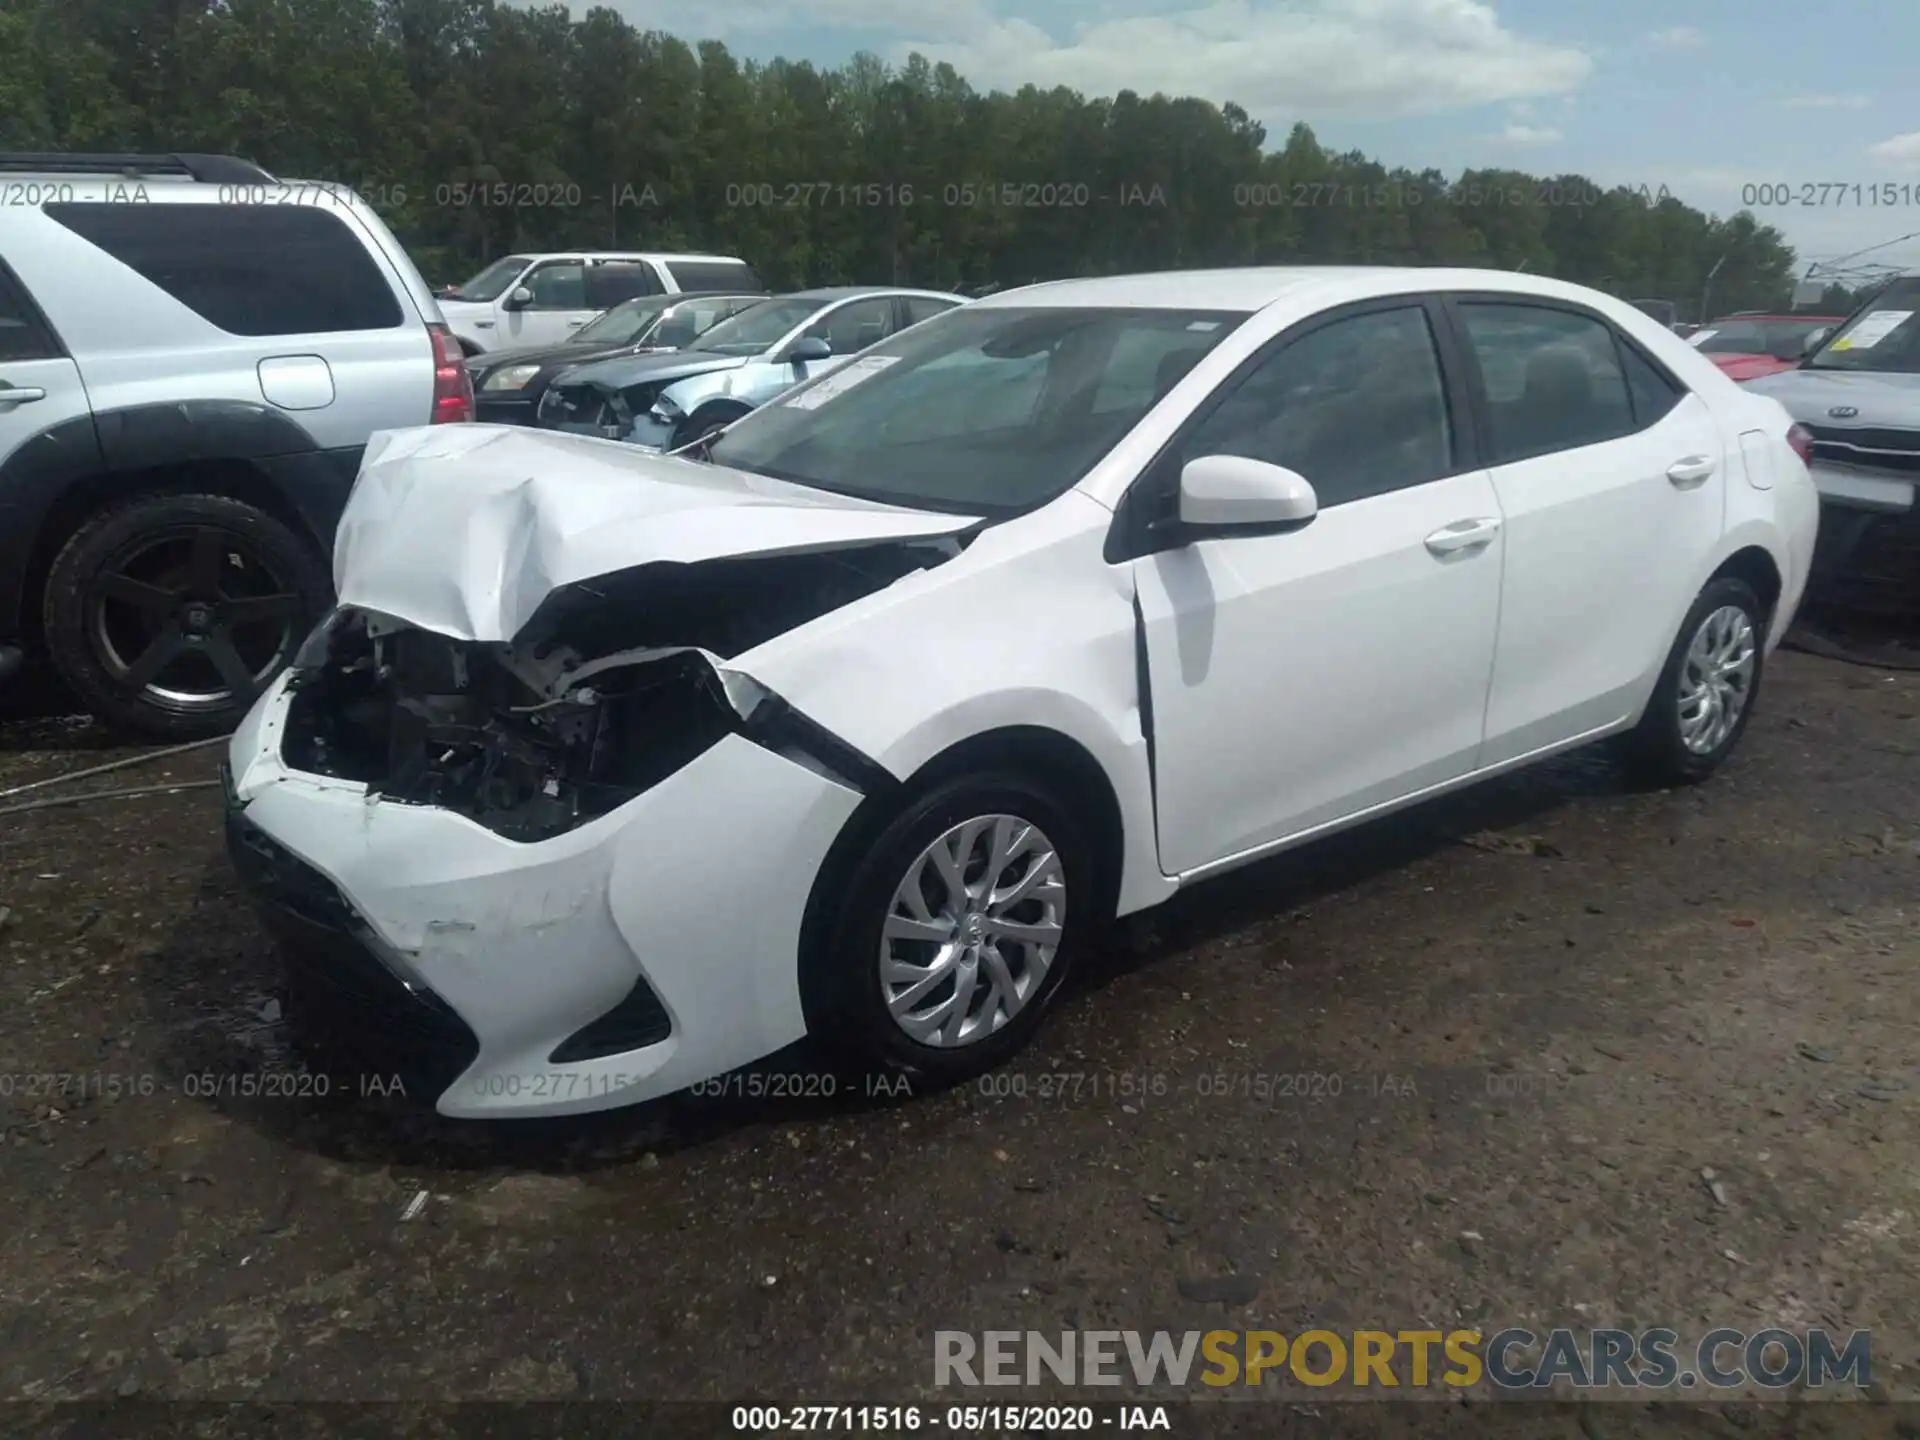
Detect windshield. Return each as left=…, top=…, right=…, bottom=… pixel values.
left=1805, top=285, right=1920, bottom=373
left=447, top=255, right=532, bottom=303
left=574, top=295, right=678, bottom=345
left=707, top=305, right=1249, bottom=515
left=1690, top=317, right=1837, bottom=360
left=692, top=297, right=823, bottom=355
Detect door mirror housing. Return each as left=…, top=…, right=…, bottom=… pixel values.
left=1177, top=454, right=1319, bottom=531
left=504, top=285, right=534, bottom=310
left=785, top=335, right=833, bottom=362
left=1800, top=326, right=1831, bottom=358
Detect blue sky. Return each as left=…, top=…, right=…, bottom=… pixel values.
left=586, top=0, right=1920, bottom=285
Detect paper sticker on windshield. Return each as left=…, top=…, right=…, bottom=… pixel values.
left=1830, top=309, right=1912, bottom=352
left=1186, top=321, right=1221, bottom=331
left=783, top=354, right=902, bottom=409
left=1687, top=329, right=1717, bottom=346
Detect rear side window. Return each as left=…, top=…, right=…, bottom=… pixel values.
left=665, top=260, right=762, bottom=292
left=0, top=260, right=62, bottom=361
left=1456, top=303, right=1635, bottom=464
left=586, top=261, right=661, bottom=308
left=1621, top=343, right=1683, bottom=427
left=904, top=296, right=958, bottom=325
left=44, top=203, right=404, bottom=336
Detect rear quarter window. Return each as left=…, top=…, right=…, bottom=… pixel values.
left=43, top=202, right=405, bottom=336
left=664, top=260, right=762, bottom=292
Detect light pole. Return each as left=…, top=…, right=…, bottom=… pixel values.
left=1698, top=253, right=1727, bottom=324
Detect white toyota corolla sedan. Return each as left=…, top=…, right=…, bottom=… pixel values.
left=224, top=267, right=1820, bottom=1118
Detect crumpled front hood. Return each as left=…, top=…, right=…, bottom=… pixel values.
left=333, top=425, right=978, bottom=642
left=555, top=349, right=746, bottom=391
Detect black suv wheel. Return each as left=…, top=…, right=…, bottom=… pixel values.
left=42, top=492, right=333, bottom=740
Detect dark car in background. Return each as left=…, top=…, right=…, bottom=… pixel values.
left=1745, top=279, right=1920, bottom=615
left=535, top=287, right=964, bottom=447
left=468, top=292, right=765, bottom=424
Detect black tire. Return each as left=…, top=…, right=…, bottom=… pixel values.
left=42, top=491, right=333, bottom=740
left=673, top=409, right=745, bottom=450
left=1622, top=575, right=1768, bottom=787
left=802, top=770, right=1098, bottom=1087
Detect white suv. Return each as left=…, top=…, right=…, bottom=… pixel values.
left=0, top=151, right=470, bottom=738
left=437, top=252, right=763, bottom=354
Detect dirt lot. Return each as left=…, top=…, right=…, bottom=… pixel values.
left=1, top=638, right=1916, bottom=1434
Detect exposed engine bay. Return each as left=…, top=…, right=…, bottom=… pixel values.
left=282, top=539, right=959, bottom=840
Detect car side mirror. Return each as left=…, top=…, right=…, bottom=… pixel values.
left=1177, top=455, right=1319, bottom=532
left=1800, top=327, right=1831, bottom=357
left=786, top=335, right=832, bottom=362
left=504, top=285, right=533, bottom=310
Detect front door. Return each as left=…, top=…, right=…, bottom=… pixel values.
left=1131, top=300, right=1505, bottom=874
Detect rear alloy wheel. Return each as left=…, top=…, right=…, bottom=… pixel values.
left=805, top=772, right=1096, bottom=1086
left=43, top=493, right=332, bottom=740
left=1624, top=575, right=1767, bottom=786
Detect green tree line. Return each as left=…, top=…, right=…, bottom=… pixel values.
left=4, top=0, right=1813, bottom=316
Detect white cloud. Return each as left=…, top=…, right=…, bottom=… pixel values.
left=898, top=0, right=1593, bottom=119
left=1496, top=123, right=1561, bottom=144
left=590, top=0, right=1592, bottom=119
left=1780, top=93, right=1872, bottom=110
left=1644, top=25, right=1705, bottom=48
left=1868, top=131, right=1920, bottom=167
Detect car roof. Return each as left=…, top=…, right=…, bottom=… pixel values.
left=783, top=286, right=964, bottom=302
left=501, top=251, right=751, bottom=264
left=964, top=266, right=1665, bottom=313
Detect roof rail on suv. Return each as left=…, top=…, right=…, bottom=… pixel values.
left=0, top=152, right=278, bottom=185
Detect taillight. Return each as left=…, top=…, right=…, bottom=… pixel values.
left=428, top=324, right=474, bottom=424
left=1786, top=423, right=1813, bottom=467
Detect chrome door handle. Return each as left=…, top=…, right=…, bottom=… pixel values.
left=1424, top=517, right=1502, bottom=556
left=0, top=385, right=47, bottom=405
left=1667, top=454, right=1716, bottom=488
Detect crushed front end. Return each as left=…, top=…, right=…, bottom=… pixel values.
left=224, top=540, right=958, bottom=1117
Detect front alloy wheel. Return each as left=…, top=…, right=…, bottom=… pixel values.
left=805, top=771, right=1097, bottom=1085
left=881, top=814, right=1067, bottom=1048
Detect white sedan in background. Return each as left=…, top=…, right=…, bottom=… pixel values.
left=224, top=266, right=1819, bottom=1118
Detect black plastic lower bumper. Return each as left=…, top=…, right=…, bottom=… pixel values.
left=222, top=772, right=479, bottom=1105
left=1809, top=499, right=1920, bottom=618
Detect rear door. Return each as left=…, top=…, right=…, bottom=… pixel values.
left=1445, top=296, right=1726, bottom=765
left=585, top=260, right=662, bottom=324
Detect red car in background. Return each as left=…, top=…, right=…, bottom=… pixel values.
left=1688, top=313, right=1845, bottom=381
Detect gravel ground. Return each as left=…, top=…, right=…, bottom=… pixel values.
left=0, top=639, right=1916, bottom=1437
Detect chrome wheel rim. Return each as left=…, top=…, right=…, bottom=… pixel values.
left=880, top=813, right=1066, bottom=1048
left=1677, top=604, right=1757, bottom=754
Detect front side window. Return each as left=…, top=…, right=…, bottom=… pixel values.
left=707, top=305, right=1247, bottom=514
left=448, top=255, right=532, bottom=302
left=44, top=203, right=403, bottom=336
left=805, top=297, right=895, bottom=355
left=1457, top=302, right=1635, bottom=464
left=1175, top=305, right=1454, bottom=507
left=521, top=261, right=586, bottom=309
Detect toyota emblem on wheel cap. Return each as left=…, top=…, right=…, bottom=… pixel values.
left=1828, top=405, right=1860, bottom=419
